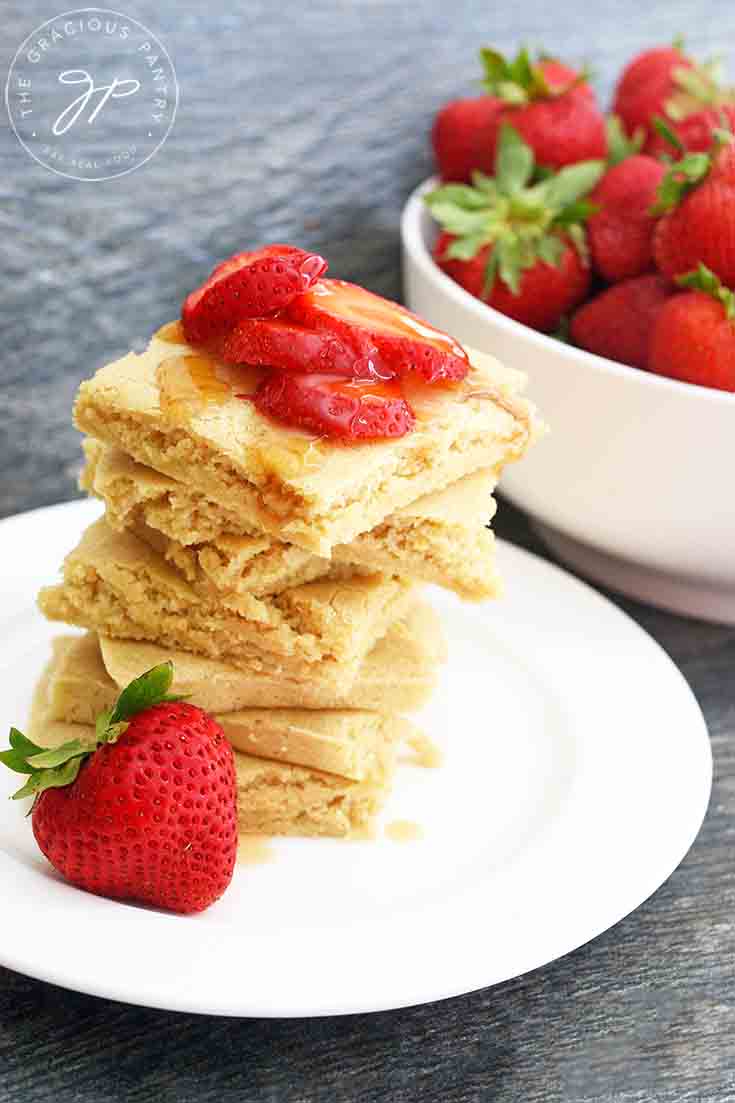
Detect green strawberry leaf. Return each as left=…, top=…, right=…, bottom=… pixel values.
left=536, top=235, right=565, bottom=266
left=606, top=115, right=645, bottom=166
left=470, top=170, right=499, bottom=198
left=425, top=201, right=492, bottom=238
left=10, top=728, right=45, bottom=757
left=425, top=184, right=490, bottom=211
left=0, top=749, right=34, bottom=775
left=541, top=160, right=605, bottom=210
left=494, top=123, right=535, bottom=195
left=479, top=45, right=559, bottom=103
left=651, top=150, right=712, bottom=214
left=443, top=231, right=490, bottom=261
left=11, top=774, right=43, bottom=802
left=677, top=263, right=735, bottom=319
left=27, top=740, right=91, bottom=770
left=652, top=116, right=685, bottom=155
left=666, top=59, right=731, bottom=120
left=554, top=199, right=599, bottom=226
left=110, top=661, right=180, bottom=725
left=565, top=222, right=590, bottom=263
left=12, top=757, right=84, bottom=802
left=479, top=47, right=511, bottom=88
left=509, top=47, right=539, bottom=95
left=481, top=249, right=500, bottom=298
left=0, top=729, right=46, bottom=774
left=493, top=237, right=527, bottom=295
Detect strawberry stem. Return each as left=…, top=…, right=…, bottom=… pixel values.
left=479, top=45, right=585, bottom=104
left=426, top=125, right=603, bottom=297
left=677, top=263, right=735, bottom=319
left=649, top=125, right=729, bottom=214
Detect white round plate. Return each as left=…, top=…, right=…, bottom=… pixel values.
left=0, top=501, right=712, bottom=1017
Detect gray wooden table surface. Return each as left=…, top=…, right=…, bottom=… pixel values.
left=1, top=1, right=734, bottom=1100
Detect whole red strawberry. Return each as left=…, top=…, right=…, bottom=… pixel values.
left=479, top=48, right=607, bottom=169
left=570, top=274, right=673, bottom=369
left=653, top=135, right=735, bottom=286
left=649, top=264, right=735, bottom=391
left=435, top=230, right=589, bottom=331
left=431, top=95, right=501, bottom=182
left=614, top=46, right=693, bottom=140
left=587, top=155, right=666, bottom=282
left=614, top=44, right=734, bottom=153
left=182, top=245, right=328, bottom=346
left=426, top=124, right=604, bottom=332
left=1, top=662, right=238, bottom=914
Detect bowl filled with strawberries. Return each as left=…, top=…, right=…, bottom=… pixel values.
left=402, top=43, right=735, bottom=623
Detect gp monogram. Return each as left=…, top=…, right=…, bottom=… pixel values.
left=5, top=8, right=178, bottom=181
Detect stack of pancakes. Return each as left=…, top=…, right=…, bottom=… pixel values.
left=33, top=323, right=540, bottom=838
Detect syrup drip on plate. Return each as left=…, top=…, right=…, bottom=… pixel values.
left=237, top=836, right=275, bottom=865
left=407, top=731, right=444, bottom=769
left=385, top=820, right=424, bottom=843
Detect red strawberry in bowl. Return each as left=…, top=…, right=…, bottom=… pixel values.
left=652, top=132, right=735, bottom=286
left=425, top=123, right=604, bottom=332
left=478, top=47, right=607, bottom=170
left=182, top=244, right=328, bottom=346
left=432, top=95, right=501, bottom=183
left=649, top=263, right=735, bottom=391
left=587, top=154, right=666, bottom=282
left=614, top=43, right=735, bottom=154
left=253, top=372, right=416, bottom=440
left=1, top=662, right=238, bottom=914
left=614, top=45, right=693, bottom=140
left=431, top=47, right=605, bottom=182
left=434, top=229, right=589, bottom=333
left=570, top=274, right=673, bottom=369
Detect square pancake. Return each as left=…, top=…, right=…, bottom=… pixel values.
left=37, top=518, right=415, bottom=677
left=82, top=441, right=501, bottom=600
left=73, top=328, right=539, bottom=555
left=44, top=635, right=413, bottom=780
left=48, top=602, right=445, bottom=719
left=233, top=752, right=394, bottom=838
left=28, top=658, right=395, bottom=838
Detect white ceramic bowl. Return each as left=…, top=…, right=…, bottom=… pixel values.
left=402, top=176, right=735, bottom=624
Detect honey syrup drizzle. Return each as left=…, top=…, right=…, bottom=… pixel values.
left=155, top=319, right=186, bottom=344
left=156, top=354, right=232, bottom=423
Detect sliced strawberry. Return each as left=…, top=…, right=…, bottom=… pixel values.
left=252, top=373, right=416, bottom=441
left=221, top=317, right=363, bottom=377
left=286, top=279, right=470, bottom=383
left=182, top=245, right=328, bottom=346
